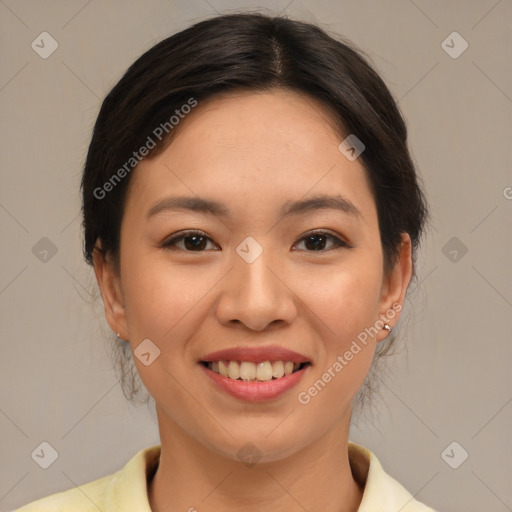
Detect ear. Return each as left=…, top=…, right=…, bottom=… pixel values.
left=92, top=242, right=130, bottom=341
left=375, top=233, right=413, bottom=343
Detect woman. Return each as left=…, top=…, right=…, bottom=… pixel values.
left=17, top=12, right=436, bottom=512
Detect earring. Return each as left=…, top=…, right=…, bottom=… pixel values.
left=383, top=324, right=392, bottom=332
left=116, top=332, right=126, bottom=342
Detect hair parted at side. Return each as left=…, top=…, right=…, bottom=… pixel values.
left=81, top=12, right=429, bottom=407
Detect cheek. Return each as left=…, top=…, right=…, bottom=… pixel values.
left=294, top=265, right=381, bottom=412
left=120, top=253, right=213, bottom=405
left=292, top=252, right=383, bottom=400
left=297, top=256, right=383, bottom=342
left=121, top=246, right=215, bottom=340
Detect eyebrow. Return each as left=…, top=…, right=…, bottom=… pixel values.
left=147, top=194, right=363, bottom=220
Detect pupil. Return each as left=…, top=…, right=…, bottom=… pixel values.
left=185, top=235, right=206, bottom=250
left=183, top=234, right=327, bottom=251
left=306, top=235, right=325, bottom=251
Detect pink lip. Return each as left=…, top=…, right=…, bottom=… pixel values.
left=200, top=345, right=311, bottom=364
left=199, top=363, right=310, bottom=402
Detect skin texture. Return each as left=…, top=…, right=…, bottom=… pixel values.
left=93, top=88, right=412, bottom=512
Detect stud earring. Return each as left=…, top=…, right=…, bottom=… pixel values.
left=383, top=324, right=392, bottom=332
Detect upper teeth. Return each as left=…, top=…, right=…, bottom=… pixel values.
left=208, top=360, right=302, bottom=381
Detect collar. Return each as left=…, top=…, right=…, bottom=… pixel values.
left=104, top=442, right=433, bottom=511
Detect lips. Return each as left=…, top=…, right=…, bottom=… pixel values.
left=198, top=345, right=312, bottom=402
left=200, top=345, right=311, bottom=364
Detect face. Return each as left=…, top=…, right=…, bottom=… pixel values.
left=95, top=89, right=411, bottom=462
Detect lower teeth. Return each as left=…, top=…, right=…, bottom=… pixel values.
left=237, top=376, right=284, bottom=382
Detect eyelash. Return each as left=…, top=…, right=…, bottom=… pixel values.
left=162, top=229, right=349, bottom=252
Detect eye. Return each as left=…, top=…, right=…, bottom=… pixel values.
left=162, top=230, right=219, bottom=252
left=162, top=229, right=349, bottom=253
left=293, top=230, right=349, bottom=252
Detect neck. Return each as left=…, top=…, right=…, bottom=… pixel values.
left=148, top=408, right=364, bottom=512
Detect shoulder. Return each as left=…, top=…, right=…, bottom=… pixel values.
left=13, top=473, right=113, bottom=511
left=348, top=442, right=439, bottom=512
left=13, top=445, right=161, bottom=512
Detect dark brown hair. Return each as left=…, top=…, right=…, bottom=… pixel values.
left=81, top=12, right=429, bottom=405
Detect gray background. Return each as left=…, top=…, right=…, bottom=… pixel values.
left=1, top=1, right=511, bottom=511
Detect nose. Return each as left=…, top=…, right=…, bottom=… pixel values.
left=215, top=245, right=298, bottom=332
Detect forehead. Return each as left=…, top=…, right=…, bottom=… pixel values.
left=172, top=88, right=344, bottom=155
left=126, top=89, right=377, bottom=224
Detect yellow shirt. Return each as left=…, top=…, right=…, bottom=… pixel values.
left=15, top=442, right=437, bottom=511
